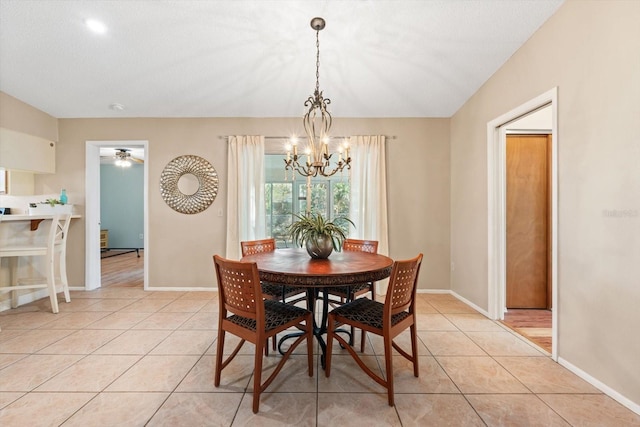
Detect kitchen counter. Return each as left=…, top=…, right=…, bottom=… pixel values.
left=1, top=214, right=81, bottom=230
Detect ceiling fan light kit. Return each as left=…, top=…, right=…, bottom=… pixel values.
left=112, top=148, right=143, bottom=167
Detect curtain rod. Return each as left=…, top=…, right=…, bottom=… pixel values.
left=218, top=135, right=396, bottom=140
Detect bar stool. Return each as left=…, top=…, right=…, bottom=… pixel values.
left=0, top=213, right=72, bottom=313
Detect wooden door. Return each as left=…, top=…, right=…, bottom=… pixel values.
left=506, top=134, right=551, bottom=309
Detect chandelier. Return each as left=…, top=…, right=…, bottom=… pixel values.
left=284, top=17, right=351, bottom=179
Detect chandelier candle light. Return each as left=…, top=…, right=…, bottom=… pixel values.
left=284, top=17, right=351, bottom=180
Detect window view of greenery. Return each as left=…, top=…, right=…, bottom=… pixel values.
left=265, top=154, right=350, bottom=247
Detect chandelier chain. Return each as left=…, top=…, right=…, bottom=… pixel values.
left=315, top=29, right=320, bottom=94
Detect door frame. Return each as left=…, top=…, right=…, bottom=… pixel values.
left=85, top=140, right=149, bottom=291
left=487, top=87, right=558, bottom=360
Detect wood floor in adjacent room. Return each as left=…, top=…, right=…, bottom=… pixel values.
left=101, top=250, right=144, bottom=288
left=501, top=308, right=552, bottom=353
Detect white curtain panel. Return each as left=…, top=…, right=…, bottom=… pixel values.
left=349, top=135, right=390, bottom=294
left=225, top=135, right=266, bottom=260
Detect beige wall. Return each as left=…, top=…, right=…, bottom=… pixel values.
left=450, top=0, right=640, bottom=405
left=49, top=117, right=450, bottom=290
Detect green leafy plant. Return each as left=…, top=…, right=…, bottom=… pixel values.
left=287, top=212, right=354, bottom=251
left=44, top=198, right=63, bottom=207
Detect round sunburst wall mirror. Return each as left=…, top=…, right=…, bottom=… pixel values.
left=160, top=155, right=218, bottom=214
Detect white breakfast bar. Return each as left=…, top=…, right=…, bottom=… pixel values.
left=0, top=213, right=81, bottom=312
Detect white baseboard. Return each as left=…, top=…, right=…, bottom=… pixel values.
left=451, top=289, right=640, bottom=415
left=416, top=288, right=490, bottom=318
left=558, top=357, right=640, bottom=416
left=0, top=287, right=50, bottom=312
left=450, top=290, right=490, bottom=317
left=416, top=289, right=639, bottom=415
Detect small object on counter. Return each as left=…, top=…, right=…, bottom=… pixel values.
left=60, top=189, right=68, bottom=204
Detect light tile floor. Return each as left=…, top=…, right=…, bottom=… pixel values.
left=0, top=291, right=638, bottom=426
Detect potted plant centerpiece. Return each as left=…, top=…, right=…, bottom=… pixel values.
left=288, top=212, right=354, bottom=259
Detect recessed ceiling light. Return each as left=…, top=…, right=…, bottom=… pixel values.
left=109, top=103, right=125, bottom=111
left=85, top=19, right=107, bottom=34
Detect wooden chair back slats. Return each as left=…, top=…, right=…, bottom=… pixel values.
left=387, top=256, right=422, bottom=315
left=241, top=238, right=276, bottom=256
left=343, top=238, right=378, bottom=254
left=215, top=256, right=261, bottom=320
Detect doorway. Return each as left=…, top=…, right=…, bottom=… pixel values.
left=85, top=140, right=149, bottom=291
left=487, top=88, right=558, bottom=360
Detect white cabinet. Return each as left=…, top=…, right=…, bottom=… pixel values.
left=0, top=127, right=55, bottom=173
left=5, top=170, right=35, bottom=195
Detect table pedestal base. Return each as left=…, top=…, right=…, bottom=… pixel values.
left=278, top=288, right=352, bottom=369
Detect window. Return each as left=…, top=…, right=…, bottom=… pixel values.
left=264, top=154, right=350, bottom=247
left=0, top=168, right=6, bottom=195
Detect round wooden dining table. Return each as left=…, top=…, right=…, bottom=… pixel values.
left=241, top=247, right=393, bottom=367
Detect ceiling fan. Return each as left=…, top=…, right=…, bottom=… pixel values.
left=102, top=148, right=144, bottom=167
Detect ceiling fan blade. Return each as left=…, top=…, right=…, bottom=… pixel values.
left=130, top=157, right=144, bottom=164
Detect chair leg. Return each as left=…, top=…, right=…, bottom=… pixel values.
left=360, top=285, right=375, bottom=351
left=59, top=249, right=70, bottom=303
left=306, top=312, right=314, bottom=377
left=348, top=291, right=355, bottom=346
left=9, top=257, right=19, bottom=309
left=383, top=334, right=394, bottom=406
left=214, top=330, right=225, bottom=387
left=410, top=323, right=419, bottom=377
left=47, top=256, right=59, bottom=314
left=253, top=338, right=264, bottom=413
left=325, top=315, right=334, bottom=377
left=264, top=335, right=277, bottom=356
left=349, top=325, right=356, bottom=347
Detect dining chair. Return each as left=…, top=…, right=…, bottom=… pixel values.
left=325, top=238, right=378, bottom=350
left=326, top=238, right=378, bottom=301
left=240, top=238, right=307, bottom=301
left=0, top=213, right=72, bottom=313
left=241, top=238, right=307, bottom=353
left=325, top=253, right=423, bottom=406
left=213, top=255, right=314, bottom=413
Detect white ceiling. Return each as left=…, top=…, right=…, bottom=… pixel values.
left=0, top=0, right=563, bottom=119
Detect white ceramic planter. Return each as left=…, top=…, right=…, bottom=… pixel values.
left=28, top=204, right=73, bottom=215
